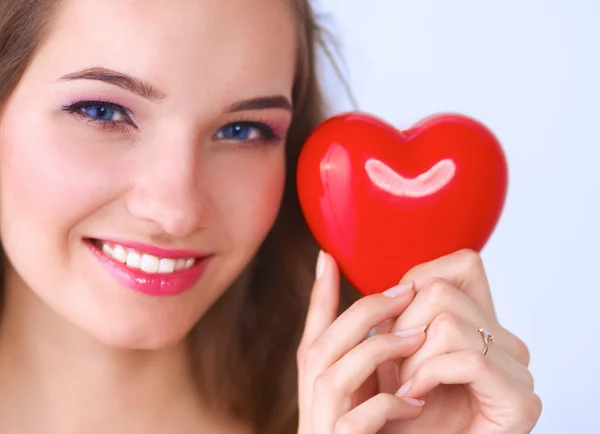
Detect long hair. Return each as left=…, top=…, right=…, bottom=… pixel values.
left=0, top=1, right=360, bottom=433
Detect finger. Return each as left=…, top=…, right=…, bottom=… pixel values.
left=334, top=393, right=424, bottom=434
left=351, top=320, right=397, bottom=406
left=405, top=250, right=531, bottom=367
left=305, top=281, right=416, bottom=380
left=400, top=249, right=497, bottom=321
left=401, top=250, right=532, bottom=366
left=297, top=251, right=340, bottom=434
left=312, top=331, right=426, bottom=433
left=401, top=313, right=534, bottom=390
left=393, top=277, right=489, bottom=331
left=372, top=320, right=402, bottom=394
left=321, top=329, right=426, bottom=397
left=298, top=251, right=340, bottom=351
left=392, top=277, right=527, bottom=365
left=396, top=350, right=542, bottom=432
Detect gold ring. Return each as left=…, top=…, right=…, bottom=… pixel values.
left=476, top=327, right=494, bottom=356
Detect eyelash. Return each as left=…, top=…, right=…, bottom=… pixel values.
left=61, top=100, right=284, bottom=144
left=62, top=100, right=136, bottom=132
left=221, top=117, right=282, bottom=143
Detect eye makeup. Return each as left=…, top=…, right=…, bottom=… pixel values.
left=59, top=92, right=291, bottom=147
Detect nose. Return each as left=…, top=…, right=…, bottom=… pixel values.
left=125, top=147, right=213, bottom=238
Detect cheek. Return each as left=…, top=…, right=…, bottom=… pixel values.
left=208, top=148, right=286, bottom=252
left=0, top=111, right=119, bottom=254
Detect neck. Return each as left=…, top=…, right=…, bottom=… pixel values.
left=0, top=266, right=244, bottom=434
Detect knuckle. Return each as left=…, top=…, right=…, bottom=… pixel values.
left=335, top=413, right=364, bottom=434
left=517, top=393, right=543, bottom=426
left=528, top=393, right=544, bottom=420
left=455, top=248, right=484, bottom=271
left=515, top=337, right=532, bottom=366
left=296, top=342, right=313, bottom=368
left=502, top=326, right=532, bottom=366
left=523, top=369, right=536, bottom=390
left=430, top=312, right=461, bottom=332
left=313, top=371, right=341, bottom=397
left=428, top=312, right=462, bottom=345
left=421, top=278, right=454, bottom=309
left=352, top=294, right=381, bottom=313
left=303, top=341, right=324, bottom=368
left=313, top=372, right=333, bottom=396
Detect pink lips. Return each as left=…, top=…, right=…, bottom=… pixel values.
left=86, top=239, right=211, bottom=297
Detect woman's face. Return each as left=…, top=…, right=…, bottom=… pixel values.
left=0, top=0, right=296, bottom=349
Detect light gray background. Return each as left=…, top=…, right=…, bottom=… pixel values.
left=316, top=0, right=599, bottom=432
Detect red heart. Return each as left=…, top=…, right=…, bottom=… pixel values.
left=297, top=113, right=508, bottom=296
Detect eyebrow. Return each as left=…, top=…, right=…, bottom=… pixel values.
left=225, top=96, right=292, bottom=113
left=58, top=67, right=293, bottom=113
left=58, top=67, right=167, bottom=102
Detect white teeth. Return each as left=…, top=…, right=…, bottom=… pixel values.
left=175, top=259, right=187, bottom=271
left=126, top=250, right=141, bottom=269
left=159, top=258, right=176, bottom=273
left=95, top=241, right=197, bottom=274
left=102, top=243, right=113, bottom=256
left=112, top=245, right=127, bottom=263
left=140, top=254, right=160, bottom=273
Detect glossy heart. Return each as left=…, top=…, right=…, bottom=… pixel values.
left=297, top=113, right=508, bottom=296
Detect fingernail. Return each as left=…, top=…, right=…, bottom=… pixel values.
left=395, top=379, right=412, bottom=397
left=382, top=281, right=414, bottom=298
left=316, top=250, right=326, bottom=280
left=402, top=397, right=425, bottom=407
left=394, top=325, right=427, bottom=337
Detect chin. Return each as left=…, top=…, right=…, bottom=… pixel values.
left=84, top=319, right=193, bottom=351
left=61, top=265, right=222, bottom=351
left=64, top=299, right=201, bottom=351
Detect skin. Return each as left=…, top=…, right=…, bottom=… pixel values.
left=0, top=1, right=542, bottom=433
left=0, top=0, right=295, bottom=432
left=298, top=249, right=542, bottom=433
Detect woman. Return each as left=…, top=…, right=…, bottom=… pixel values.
left=0, top=0, right=541, bottom=433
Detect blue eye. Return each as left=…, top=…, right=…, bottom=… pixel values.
left=216, top=122, right=277, bottom=142
left=81, top=104, right=122, bottom=121
left=62, top=100, right=135, bottom=130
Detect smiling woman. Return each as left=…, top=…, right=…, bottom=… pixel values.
left=0, top=0, right=542, bottom=433
left=0, top=0, right=357, bottom=432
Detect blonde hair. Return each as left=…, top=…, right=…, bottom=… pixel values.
left=0, top=1, right=359, bottom=432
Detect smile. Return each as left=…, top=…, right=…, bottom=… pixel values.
left=93, top=239, right=197, bottom=274
left=85, top=238, right=212, bottom=297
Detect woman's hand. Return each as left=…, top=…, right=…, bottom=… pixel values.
left=297, top=251, right=428, bottom=433
left=382, top=249, right=542, bottom=433
left=297, top=249, right=542, bottom=434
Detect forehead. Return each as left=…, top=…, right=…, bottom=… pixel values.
left=37, top=0, right=298, bottom=102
